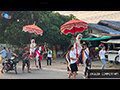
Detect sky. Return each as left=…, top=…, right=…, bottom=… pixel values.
left=54, top=11, right=120, bottom=23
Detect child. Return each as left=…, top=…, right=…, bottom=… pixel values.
left=35, top=46, right=43, bottom=69
left=68, top=45, right=78, bottom=79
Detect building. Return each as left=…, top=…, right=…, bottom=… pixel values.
left=88, top=20, right=120, bottom=38
left=81, top=20, right=120, bottom=47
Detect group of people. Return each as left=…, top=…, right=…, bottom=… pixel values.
left=66, top=34, right=109, bottom=79
left=0, top=47, right=18, bottom=73
left=0, top=39, right=53, bottom=74
left=66, top=34, right=91, bottom=79
left=20, top=39, right=53, bottom=73
left=0, top=35, right=110, bottom=79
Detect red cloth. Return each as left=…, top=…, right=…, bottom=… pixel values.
left=35, top=50, right=43, bottom=61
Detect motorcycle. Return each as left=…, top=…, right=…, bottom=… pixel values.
left=2, top=56, right=19, bottom=74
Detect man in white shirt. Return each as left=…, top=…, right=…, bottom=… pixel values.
left=46, top=47, right=52, bottom=65
left=99, top=46, right=108, bottom=70
left=68, top=45, right=78, bottom=79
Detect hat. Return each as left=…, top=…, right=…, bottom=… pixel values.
left=95, top=47, right=99, bottom=50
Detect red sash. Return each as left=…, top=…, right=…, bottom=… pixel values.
left=35, top=50, right=43, bottom=61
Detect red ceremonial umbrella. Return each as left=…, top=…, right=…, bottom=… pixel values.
left=23, top=24, right=43, bottom=41
left=60, top=19, right=88, bottom=66
left=60, top=19, right=87, bottom=35
left=22, top=24, right=43, bottom=56
left=23, top=25, right=43, bottom=36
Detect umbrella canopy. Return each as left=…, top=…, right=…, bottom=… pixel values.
left=23, top=25, right=43, bottom=36
left=60, top=19, right=88, bottom=67
left=60, top=19, right=88, bottom=35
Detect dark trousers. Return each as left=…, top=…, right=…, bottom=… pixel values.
left=47, top=57, right=51, bottom=65
left=84, top=67, right=88, bottom=76
left=39, top=61, right=41, bottom=69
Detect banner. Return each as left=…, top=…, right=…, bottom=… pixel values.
left=52, top=46, right=56, bottom=58
left=88, top=69, right=120, bottom=78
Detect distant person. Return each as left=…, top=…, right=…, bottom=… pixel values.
left=99, top=46, right=109, bottom=70
left=0, top=47, right=6, bottom=63
left=46, top=47, right=52, bottom=66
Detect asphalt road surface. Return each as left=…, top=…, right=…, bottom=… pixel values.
left=0, top=67, right=83, bottom=79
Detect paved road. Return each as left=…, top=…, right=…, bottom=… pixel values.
left=0, top=66, right=83, bottom=79
left=0, top=57, right=119, bottom=79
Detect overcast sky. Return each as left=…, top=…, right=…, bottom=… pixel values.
left=54, top=11, right=120, bottom=23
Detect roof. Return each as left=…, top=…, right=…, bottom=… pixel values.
left=88, top=23, right=120, bottom=34
left=101, top=39, right=120, bottom=44
left=89, top=33, right=120, bottom=37
left=99, top=20, right=120, bottom=30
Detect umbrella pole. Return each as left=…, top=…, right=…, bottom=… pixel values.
left=29, top=33, right=33, bottom=51
left=75, top=35, right=79, bottom=67
left=26, top=33, right=33, bottom=59
left=74, top=26, right=79, bottom=67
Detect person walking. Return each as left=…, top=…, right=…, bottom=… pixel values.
left=68, top=45, right=78, bottom=79
left=77, top=44, right=90, bottom=78
left=99, top=46, right=108, bottom=70
left=82, top=45, right=90, bottom=78
left=0, top=47, right=7, bottom=63
left=21, top=45, right=31, bottom=73
left=46, top=47, right=52, bottom=66
left=35, top=46, right=43, bottom=69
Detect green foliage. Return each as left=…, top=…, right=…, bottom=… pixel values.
left=0, top=11, right=89, bottom=48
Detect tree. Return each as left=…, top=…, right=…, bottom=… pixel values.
left=0, top=11, right=89, bottom=50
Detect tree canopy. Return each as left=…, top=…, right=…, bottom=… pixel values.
left=0, top=11, right=89, bottom=49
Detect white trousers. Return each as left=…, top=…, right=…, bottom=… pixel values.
left=35, top=53, right=39, bottom=66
